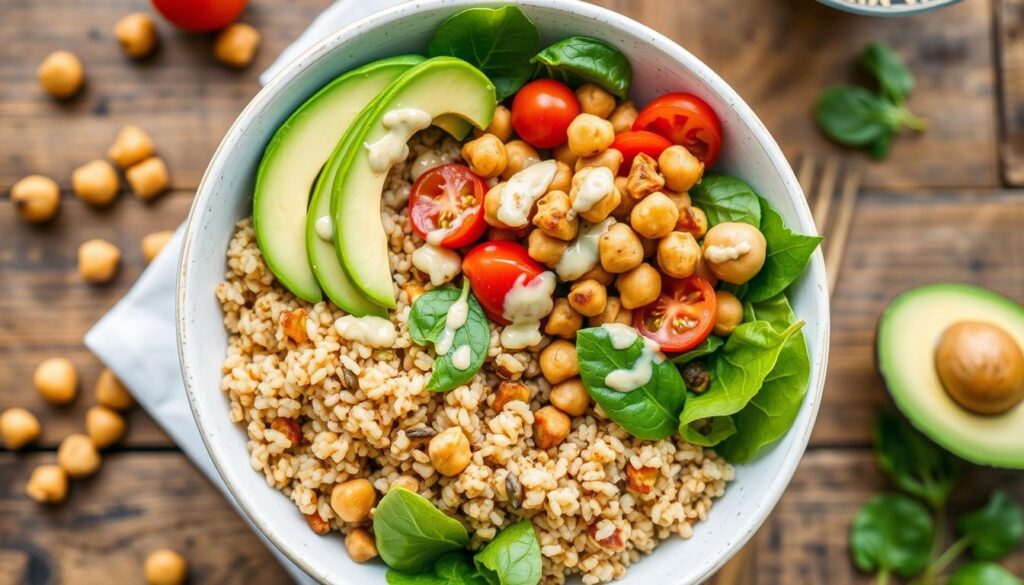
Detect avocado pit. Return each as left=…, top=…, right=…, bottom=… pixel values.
left=934, top=321, right=1024, bottom=415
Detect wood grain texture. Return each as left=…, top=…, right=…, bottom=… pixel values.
left=998, top=0, right=1024, bottom=185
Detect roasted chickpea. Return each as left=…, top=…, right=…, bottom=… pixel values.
left=630, top=192, right=679, bottom=239
left=545, top=298, right=583, bottom=339
left=570, top=166, right=620, bottom=224
left=1, top=408, right=41, bottom=450
left=553, top=143, right=579, bottom=168
left=10, top=175, right=60, bottom=223
left=57, top=433, right=101, bottom=478
left=659, top=145, right=704, bottom=192
left=567, top=114, right=615, bottom=157
left=38, top=51, right=84, bottom=99
left=213, top=23, right=261, bottom=68
left=483, top=183, right=511, bottom=229
left=714, top=290, right=744, bottom=337
left=534, top=405, right=571, bottom=449
left=575, top=148, right=623, bottom=176
left=493, top=381, right=531, bottom=412
left=587, top=297, right=633, bottom=327
left=568, top=279, right=608, bottom=318
left=305, top=511, right=330, bottom=535
left=617, top=263, right=662, bottom=309
left=549, top=379, right=590, bottom=416
left=330, top=478, right=376, bottom=522
left=695, top=257, right=719, bottom=287
left=26, top=464, right=68, bottom=504
left=345, top=528, right=379, bottom=563
left=428, top=427, right=472, bottom=477
left=611, top=176, right=639, bottom=220
left=72, top=160, right=119, bottom=207
left=676, top=206, right=709, bottom=239
left=95, top=368, right=134, bottom=410
left=539, top=339, right=579, bottom=385
left=599, top=223, right=644, bottom=274
left=34, top=357, right=78, bottom=405
left=702, top=222, right=767, bottom=284
left=533, top=191, right=577, bottom=241
left=114, top=13, right=158, bottom=59
left=461, top=134, right=507, bottom=179
left=626, top=153, right=665, bottom=200
left=528, top=229, right=569, bottom=267
left=576, top=83, right=617, bottom=118
left=657, top=231, right=702, bottom=278
left=86, top=405, right=126, bottom=449
left=549, top=161, right=573, bottom=194
left=144, top=549, right=188, bottom=585
left=609, top=101, right=638, bottom=134
left=501, top=140, right=541, bottom=180
left=578, top=264, right=616, bottom=286
left=475, top=105, right=513, bottom=142
left=142, top=230, right=175, bottom=264
left=665, top=191, right=692, bottom=209
left=78, top=239, right=121, bottom=283
left=108, top=125, right=156, bottom=169
left=389, top=475, right=420, bottom=493
left=126, top=156, right=169, bottom=200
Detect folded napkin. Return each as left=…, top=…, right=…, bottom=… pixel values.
left=84, top=1, right=407, bottom=581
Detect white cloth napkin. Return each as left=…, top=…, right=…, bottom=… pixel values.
left=84, top=1, right=407, bottom=581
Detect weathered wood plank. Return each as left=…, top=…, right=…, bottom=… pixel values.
left=998, top=0, right=1024, bottom=185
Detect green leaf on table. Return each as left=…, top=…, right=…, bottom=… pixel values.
left=689, top=174, right=762, bottom=228
left=957, top=491, right=1024, bottom=561
left=387, top=552, right=489, bottom=585
left=473, top=521, right=542, bottom=585
left=860, top=42, right=914, bottom=105
left=745, top=199, right=823, bottom=303
left=531, top=36, right=632, bottom=99
left=849, top=493, right=934, bottom=578
left=949, top=562, right=1023, bottom=585
left=408, top=281, right=491, bottom=392
left=669, top=336, right=724, bottom=365
left=374, top=488, right=470, bottom=573
left=814, top=85, right=926, bottom=160
left=874, top=410, right=960, bottom=509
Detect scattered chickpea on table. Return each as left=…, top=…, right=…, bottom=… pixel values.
left=26, top=464, right=69, bottom=504
left=114, top=12, right=159, bottom=59
left=10, top=175, right=61, bottom=223
left=144, top=548, right=188, bottom=585
left=72, top=159, right=120, bottom=207
left=0, top=407, right=42, bottom=450
left=57, top=433, right=102, bottom=478
left=37, top=50, right=85, bottom=99
left=214, top=23, right=261, bottom=68
left=34, top=357, right=79, bottom=405
left=78, top=239, right=122, bottom=283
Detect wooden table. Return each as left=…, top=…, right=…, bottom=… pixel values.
left=2, top=0, right=1022, bottom=582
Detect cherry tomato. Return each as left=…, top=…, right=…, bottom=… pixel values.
left=633, top=93, right=723, bottom=166
left=611, top=131, right=673, bottom=175
left=408, top=164, right=487, bottom=249
left=634, top=276, right=717, bottom=352
left=462, top=241, right=547, bottom=325
left=151, top=0, right=247, bottom=32
left=511, top=79, right=581, bottom=149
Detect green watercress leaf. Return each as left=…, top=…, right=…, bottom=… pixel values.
left=387, top=552, right=489, bottom=585
left=745, top=199, right=823, bottom=303
left=473, top=521, right=542, bottom=585
left=860, top=41, right=914, bottom=105
left=374, top=488, right=470, bottom=573
left=815, top=86, right=899, bottom=147
left=577, top=326, right=686, bottom=440
left=409, top=281, right=491, bottom=392
left=688, top=174, right=762, bottom=228
left=850, top=493, right=934, bottom=578
left=957, top=491, right=1024, bottom=561
left=670, top=336, right=724, bottom=365
left=949, top=562, right=1023, bottom=585
left=874, top=410, right=959, bottom=510
left=427, top=6, right=540, bottom=101
left=531, top=36, right=632, bottom=99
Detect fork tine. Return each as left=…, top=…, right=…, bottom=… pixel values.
left=813, top=158, right=839, bottom=235
left=824, top=162, right=861, bottom=297
left=797, top=153, right=817, bottom=196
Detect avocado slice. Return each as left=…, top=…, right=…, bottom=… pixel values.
left=877, top=283, right=1024, bottom=468
left=331, top=57, right=496, bottom=308
left=253, top=56, right=423, bottom=304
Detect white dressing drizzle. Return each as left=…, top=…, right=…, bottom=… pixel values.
left=314, top=215, right=333, bottom=242
left=570, top=166, right=615, bottom=218
left=555, top=218, right=615, bottom=281
left=705, top=240, right=752, bottom=264
left=500, top=271, right=556, bottom=349
left=334, top=315, right=396, bottom=348
left=411, top=244, right=461, bottom=286
left=600, top=323, right=639, bottom=350
left=602, top=329, right=665, bottom=393
left=435, top=284, right=471, bottom=355
left=365, top=108, right=433, bottom=173
left=496, top=160, right=558, bottom=227
left=451, top=345, right=472, bottom=370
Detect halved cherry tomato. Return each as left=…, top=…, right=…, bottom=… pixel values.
left=151, top=0, right=247, bottom=32
left=408, top=163, right=487, bottom=249
left=634, top=276, right=717, bottom=352
left=633, top=93, right=723, bottom=166
left=462, top=241, right=546, bottom=325
left=511, top=79, right=581, bottom=149
left=611, top=131, right=673, bottom=175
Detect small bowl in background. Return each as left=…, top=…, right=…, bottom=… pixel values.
left=817, top=0, right=962, bottom=16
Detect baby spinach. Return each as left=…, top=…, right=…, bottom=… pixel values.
left=669, top=336, right=723, bottom=365
left=387, top=552, right=488, bottom=585
left=374, top=488, right=470, bottom=573
left=531, top=36, right=632, bottom=99
left=682, top=415, right=736, bottom=447
left=874, top=410, right=960, bottom=510
left=576, top=326, right=686, bottom=440
left=688, top=174, right=762, bottom=228
left=957, top=491, right=1024, bottom=561
left=427, top=6, right=540, bottom=101
left=850, top=494, right=935, bottom=579
left=473, top=521, right=542, bottom=585
left=745, top=199, right=823, bottom=303
left=409, top=281, right=491, bottom=393
left=861, top=41, right=914, bottom=105
left=949, top=562, right=1023, bottom=585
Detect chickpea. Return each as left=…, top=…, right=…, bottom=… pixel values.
left=501, top=140, right=540, bottom=180
left=26, top=464, right=68, bottom=504
left=144, top=549, right=188, bottom=585
left=617, top=263, right=662, bottom=309
left=305, top=511, right=330, bottom=535
left=38, top=50, right=84, bottom=99
left=659, top=145, right=704, bottom=192
left=57, top=433, right=101, bottom=478
left=142, top=230, right=175, bottom=264
left=695, top=256, right=719, bottom=287
left=609, top=101, right=638, bottom=134
left=657, top=231, right=701, bottom=278
left=575, top=148, right=623, bottom=176
left=107, top=125, right=155, bottom=169
left=86, top=405, right=126, bottom=449
left=539, top=339, right=579, bottom=384
left=702, top=222, right=767, bottom=284
left=587, top=297, right=633, bottom=327
left=528, top=229, right=569, bottom=267
left=676, top=205, right=709, bottom=239
left=626, top=153, right=665, bottom=200
left=533, top=190, right=577, bottom=241
left=428, top=427, right=472, bottom=477
left=114, top=13, right=158, bottom=59
left=10, top=175, right=60, bottom=223
left=534, top=405, right=571, bottom=449
left=72, top=160, right=119, bottom=207
left=1, top=408, right=41, bottom=450
left=78, top=239, right=121, bottom=283
left=545, top=298, right=583, bottom=340
left=666, top=191, right=692, bottom=209
left=214, top=23, right=261, bottom=68
left=553, top=143, right=579, bottom=168
left=95, top=368, right=134, bottom=410
left=599, top=223, right=644, bottom=274
left=126, top=156, right=170, bottom=200
left=570, top=166, right=621, bottom=224
left=389, top=475, right=420, bottom=493
left=714, top=290, right=744, bottom=337
left=461, top=134, right=507, bottom=179
left=579, top=264, right=615, bottom=286
left=34, top=357, right=78, bottom=405
left=483, top=183, right=511, bottom=229
left=330, top=478, right=376, bottom=523
left=611, top=176, right=639, bottom=220
left=576, top=83, right=617, bottom=118
left=630, top=192, right=679, bottom=239
left=549, top=161, right=573, bottom=194
left=567, top=114, right=615, bottom=157
left=568, top=279, right=608, bottom=318
left=345, top=528, right=379, bottom=563
left=550, top=379, right=590, bottom=416
left=493, top=381, right=531, bottom=412
left=475, top=105, right=513, bottom=142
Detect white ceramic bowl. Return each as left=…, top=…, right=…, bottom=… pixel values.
left=177, top=1, right=830, bottom=583
left=816, top=0, right=961, bottom=16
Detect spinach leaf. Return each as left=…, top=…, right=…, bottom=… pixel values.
left=716, top=295, right=809, bottom=462
left=949, top=562, right=1023, bottom=585
left=850, top=494, right=935, bottom=578
left=677, top=320, right=803, bottom=442
left=374, top=488, right=470, bottom=573
left=874, top=410, right=960, bottom=510
left=427, top=6, right=539, bottom=101
left=814, top=86, right=926, bottom=160
left=473, top=521, right=542, bottom=585
left=670, top=336, right=724, bottom=365
left=577, top=326, right=686, bottom=440
left=387, top=552, right=489, bottom=585
left=957, top=491, right=1024, bottom=561
left=531, top=36, right=632, bottom=99
left=681, top=415, right=736, bottom=447
left=861, top=42, right=914, bottom=105
left=745, top=199, right=823, bottom=303
left=689, top=174, right=762, bottom=228
left=409, top=281, right=491, bottom=392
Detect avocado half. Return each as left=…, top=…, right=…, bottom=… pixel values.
left=877, top=283, right=1024, bottom=468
